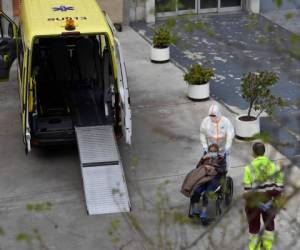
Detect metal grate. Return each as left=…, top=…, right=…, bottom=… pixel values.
left=75, top=125, right=130, bottom=215
left=82, top=164, right=130, bottom=215
left=76, top=126, right=119, bottom=165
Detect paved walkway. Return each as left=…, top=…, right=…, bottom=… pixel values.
left=263, top=9, right=300, bottom=35
left=131, top=12, right=300, bottom=164
left=0, top=26, right=299, bottom=249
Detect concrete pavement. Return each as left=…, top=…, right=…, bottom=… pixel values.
left=263, top=9, right=300, bottom=35
left=0, top=27, right=299, bottom=249
left=131, top=12, right=300, bottom=164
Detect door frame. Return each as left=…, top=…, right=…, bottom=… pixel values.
left=156, top=0, right=197, bottom=18
left=197, top=0, right=218, bottom=13
left=198, top=0, right=242, bottom=13
left=218, top=0, right=242, bottom=12
left=155, top=0, right=242, bottom=17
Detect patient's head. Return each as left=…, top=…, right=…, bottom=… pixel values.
left=208, top=144, right=219, bottom=153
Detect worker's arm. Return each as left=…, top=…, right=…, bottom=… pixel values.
left=272, top=163, right=286, bottom=210
left=243, top=166, right=253, bottom=200
left=200, top=118, right=208, bottom=152
left=225, top=118, right=235, bottom=151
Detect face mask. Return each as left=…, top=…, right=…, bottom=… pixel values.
left=208, top=152, right=218, bottom=158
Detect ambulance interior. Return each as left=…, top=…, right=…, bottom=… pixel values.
left=30, top=35, right=116, bottom=136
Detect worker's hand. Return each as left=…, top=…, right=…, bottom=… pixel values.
left=259, top=201, right=272, bottom=212
left=203, top=154, right=210, bottom=160
left=224, top=148, right=230, bottom=157
left=203, top=146, right=208, bottom=155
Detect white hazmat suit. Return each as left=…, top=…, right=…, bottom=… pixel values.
left=200, top=103, right=234, bottom=153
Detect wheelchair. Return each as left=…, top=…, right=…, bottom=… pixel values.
left=187, top=157, right=234, bottom=221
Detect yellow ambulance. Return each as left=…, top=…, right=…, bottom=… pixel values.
left=0, top=0, right=132, bottom=153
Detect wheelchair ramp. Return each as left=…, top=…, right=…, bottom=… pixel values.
left=75, top=125, right=131, bottom=215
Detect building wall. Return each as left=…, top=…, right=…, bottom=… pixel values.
left=96, top=0, right=124, bottom=24
left=260, top=0, right=300, bottom=12
left=96, top=0, right=131, bottom=26
left=0, top=0, right=20, bottom=17
left=12, top=0, right=20, bottom=16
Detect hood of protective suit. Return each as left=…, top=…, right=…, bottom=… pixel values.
left=208, top=103, right=222, bottom=119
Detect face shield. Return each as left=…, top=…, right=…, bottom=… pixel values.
left=208, top=104, right=222, bottom=123
left=209, top=114, right=218, bottom=123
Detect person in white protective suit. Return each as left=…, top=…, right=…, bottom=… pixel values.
left=200, top=103, right=234, bottom=156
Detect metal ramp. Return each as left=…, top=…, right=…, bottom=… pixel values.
left=75, top=125, right=131, bottom=215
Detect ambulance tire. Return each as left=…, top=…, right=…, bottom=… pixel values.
left=114, top=23, right=122, bottom=32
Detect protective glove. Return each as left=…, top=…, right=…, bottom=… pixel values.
left=224, top=148, right=230, bottom=156
left=203, top=147, right=208, bottom=155
left=259, top=200, right=273, bottom=212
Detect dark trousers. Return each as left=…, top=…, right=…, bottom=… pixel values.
left=245, top=206, right=276, bottom=234
left=191, top=177, right=220, bottom=206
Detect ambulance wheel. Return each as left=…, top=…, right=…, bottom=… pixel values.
left=216, top=198, right=222, bottom=216
left=188, top=200, right=193, bottom=218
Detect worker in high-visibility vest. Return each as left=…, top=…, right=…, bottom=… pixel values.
left=243, top=142, right=284, bottom=250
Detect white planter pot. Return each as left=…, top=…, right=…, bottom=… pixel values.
left=187, top=83, right=210, bottom=101
left=151, top=46, right=170, bottom=63
left=235, top=115, right=260, bottom=139
left=248, top=0, right=260, bottom=14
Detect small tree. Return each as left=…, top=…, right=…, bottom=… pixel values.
left=184, top=64, right=214, bottom=85
left=153, top=26, right=171, bottom=49
left=241, top=71, right=285, bottom=119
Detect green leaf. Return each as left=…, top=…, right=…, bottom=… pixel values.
left=253, top=132, right=271, bottom=143
left=26, top=202, right=52, bottom=212
left=290, top=34, right=300, bottom=44
left=206, top=28, right=216, bottom=37
left=284, top=12, right=294, bottom=20
left=195, top=21, right=205, bottom=30
left=0, top=227, right=5, bottom=236
left=166, top=17, right=176, bottom=29
left=183, top=23, right=194, bottom=33
left=240, top=71, right=282, bottom=118
left=184, top=64, right=214, bottom=85
left=273, top=0, right=283, bottom=8
left=173, top=211, right=189, bottom=225
left=16, top=233, right=31, bottom=242
left=26, top=203, right=34, bottom=211
left=153, top=26, right=171, bottom=48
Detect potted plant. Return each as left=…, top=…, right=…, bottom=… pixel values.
left=235, top=71, right=285, bottom=139
left=184, top=64, right=214, bottom=101
left=151, top=26, right=171, bottom=63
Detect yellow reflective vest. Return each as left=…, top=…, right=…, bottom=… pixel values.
left=243, top=156, right=284, bottom=206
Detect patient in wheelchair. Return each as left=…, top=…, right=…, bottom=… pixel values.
left=191, top=143, right=227, bottom=224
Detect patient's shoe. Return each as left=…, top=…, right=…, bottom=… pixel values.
left=200, top=211, right=208, bottom=226
left=191, top=207, right=201, bottom=217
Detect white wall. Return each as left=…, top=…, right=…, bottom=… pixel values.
left=246, top=0, right=260, bottom=13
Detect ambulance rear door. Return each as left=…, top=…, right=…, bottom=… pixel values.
left=0, top=11, right=17, bottom=81
left=104, top=13, right=132, bottom=145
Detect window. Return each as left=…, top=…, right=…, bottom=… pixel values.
left=0, top=15, right=12, bottom=38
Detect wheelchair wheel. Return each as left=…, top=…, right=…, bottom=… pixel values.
left=215, top=198, right=222, bottom=216
left=224, top=176, right=233, bottom=207
left=188, top=200, right=193, bottom=218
